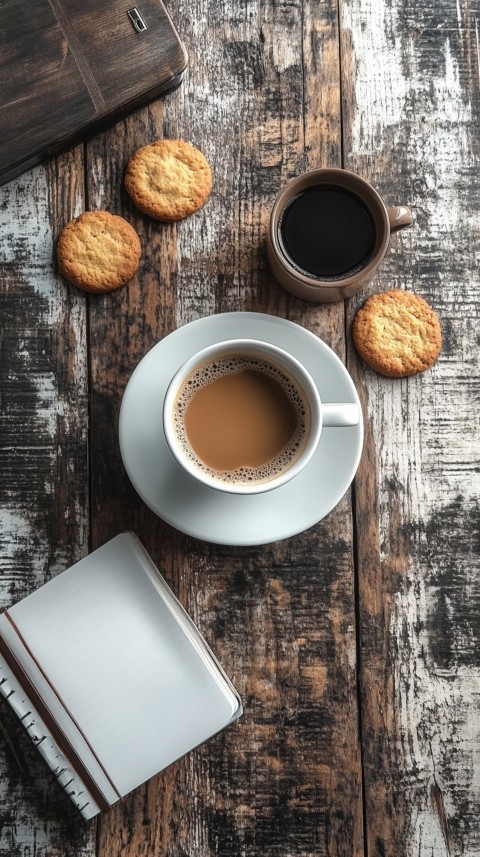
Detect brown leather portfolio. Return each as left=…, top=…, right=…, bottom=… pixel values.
left=0, top=0, right=187, bottom=185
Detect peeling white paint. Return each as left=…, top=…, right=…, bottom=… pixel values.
left=0, top=509, right=46, bottom=607
left=0, top=164, right=82, bottom=314
left=345, top=0, right=480, bottom=850
left=342, top=0, right=411, bottom=152
left=391, top=571, right=480, bottom=851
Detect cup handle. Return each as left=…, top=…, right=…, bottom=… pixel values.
left=322, top=403, right=360, bottom=427
left=387, top=206, right=413, bottom=233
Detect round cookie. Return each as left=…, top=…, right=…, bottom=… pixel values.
left=124, top=139, right=212, bottom=221
left=352, top=289, right=442, bottom=377
left=57, top=211, right=141, bottom=293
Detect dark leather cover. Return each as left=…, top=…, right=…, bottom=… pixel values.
left=0, top=0, right=187, bottom=184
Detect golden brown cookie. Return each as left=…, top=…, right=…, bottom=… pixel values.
left=57, top=211, right=141, bottom=293
left=124, top=139, right=212, bottom=221
left=352, top=290, right=442, bottom=377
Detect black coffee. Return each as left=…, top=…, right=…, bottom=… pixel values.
left=279, top=186, right=375, bottom=280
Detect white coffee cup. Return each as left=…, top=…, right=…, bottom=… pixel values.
left=163, top=339, right=359, bottom=495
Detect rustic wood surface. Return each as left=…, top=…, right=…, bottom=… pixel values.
left=0, top=2, right=478, bottom=857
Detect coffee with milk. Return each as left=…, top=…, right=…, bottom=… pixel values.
left=172, top=354, right=310, bottom=486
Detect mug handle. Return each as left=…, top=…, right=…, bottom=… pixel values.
left=323, top=403, right=360, bottom=427
left=387, top=206, right=413, bottom=233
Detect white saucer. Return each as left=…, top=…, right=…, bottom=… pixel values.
left=119, top=312, right=364, bottom=546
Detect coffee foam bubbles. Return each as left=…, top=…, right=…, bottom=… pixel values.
left=173, top=354, right=311, bottom=485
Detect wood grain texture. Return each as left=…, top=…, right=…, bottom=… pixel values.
left=0, top=151, right=96, bottom=854
left=2, top=0, right=478, bottom=853
left=0, top=0, right=96, bottom=176
left=341, top=0, right=480, bottom=853
left=87, top=1, right=363, bottom=855
left=0, top=0, right=186, bottom=184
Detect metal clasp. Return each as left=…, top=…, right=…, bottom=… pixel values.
left=127, top=8, right=147, bottom=32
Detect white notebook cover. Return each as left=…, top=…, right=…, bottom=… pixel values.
left=0, top=533, right=242, bottom=819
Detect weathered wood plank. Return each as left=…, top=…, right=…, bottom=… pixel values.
left=341, top=0, right=480, bottom=853
left=2, top=0, right=477, bottom=854
left=0, top=153, right=96, bottom=854
left=89, top=1, right=363, bottom=855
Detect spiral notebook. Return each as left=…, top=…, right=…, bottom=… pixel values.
left=0, top=534, right=242, bottom=819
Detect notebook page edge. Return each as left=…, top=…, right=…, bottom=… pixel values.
left=125, top=532, right=243, bottom=724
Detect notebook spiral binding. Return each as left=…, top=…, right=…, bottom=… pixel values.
left=0, top=660, right=100, bottom=819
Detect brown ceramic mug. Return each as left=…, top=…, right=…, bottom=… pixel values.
left=266, top=168, right=412, bottom=303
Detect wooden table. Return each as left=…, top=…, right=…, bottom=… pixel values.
left=1, top=0, right=479, bottom=854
